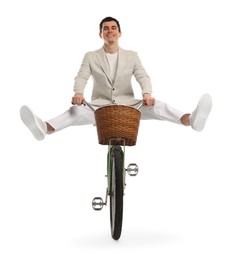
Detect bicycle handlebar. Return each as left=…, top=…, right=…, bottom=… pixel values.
left=83, top=100, right=145, bottom=112
left=82, top=101, right=96, bottom=112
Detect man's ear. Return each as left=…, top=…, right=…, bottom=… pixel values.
left=99, top=32, right=102, bottom=38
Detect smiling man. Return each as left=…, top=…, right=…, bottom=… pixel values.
left=20, top=16, right=212, bottom=140
left=101, top=20, right=121, bottom=47
left=72, top=17, right=155, bottom=107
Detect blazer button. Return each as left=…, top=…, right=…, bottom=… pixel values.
left=112, top=88, right=115, bottom=91
left=112, top=100, right=115, bottom=103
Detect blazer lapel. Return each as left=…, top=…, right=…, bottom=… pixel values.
left=96, top=48, right=112, bottom=85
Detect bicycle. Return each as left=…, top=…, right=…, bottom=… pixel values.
left=85, top=101, right=143, bottom=240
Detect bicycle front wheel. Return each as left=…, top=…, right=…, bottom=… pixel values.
left=110, top=145, right=124, bottom=240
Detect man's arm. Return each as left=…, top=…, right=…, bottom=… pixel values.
left=72, top=53, right=92, bottom=104
left=133, top=53, right=155, bottom=106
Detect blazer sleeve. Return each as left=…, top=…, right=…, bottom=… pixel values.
left=73, top=52, right=92, bottom=94
left=133, top=52, right=153, bottom=95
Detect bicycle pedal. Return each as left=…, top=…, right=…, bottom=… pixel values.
left=92, top=197, right=105, bottom=211
left=126, top=163, right=139, bottom=176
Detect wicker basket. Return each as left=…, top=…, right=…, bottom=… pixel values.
left=94, top=105, right=141, bottom=146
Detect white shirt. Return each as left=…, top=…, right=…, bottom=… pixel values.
left=105, top=52, right=118, bottom=83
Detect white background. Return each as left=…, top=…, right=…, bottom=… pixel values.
left=1, top=0, right=231, bottom=259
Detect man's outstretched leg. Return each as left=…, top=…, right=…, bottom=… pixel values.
left=20, top=105, right=95, bottom=141
left=140, top=93, right=212, bottom=131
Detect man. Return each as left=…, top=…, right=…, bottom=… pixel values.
left=20, top=17, right=212, bottom=141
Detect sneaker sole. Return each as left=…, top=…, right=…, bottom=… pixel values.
left=20, top=106, right=45, bottom=140
left=192, top=94, right=212, bottom=131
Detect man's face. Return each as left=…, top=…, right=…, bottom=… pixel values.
left=100, top=21, right=121, bottom=44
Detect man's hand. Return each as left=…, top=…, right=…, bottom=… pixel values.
left=72, top=93, right=84, bottom=105
left=143, top=93, right=155, bottom=106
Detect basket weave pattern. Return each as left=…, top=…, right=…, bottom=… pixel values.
left=94, top=105, right=141, bottom=146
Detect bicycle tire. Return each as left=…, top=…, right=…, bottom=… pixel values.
left=110, top=145, right=124, bottom=240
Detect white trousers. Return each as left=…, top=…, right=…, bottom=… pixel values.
left=47, top=100, right=185, bottom=132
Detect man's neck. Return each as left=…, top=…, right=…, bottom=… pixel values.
left=103, top=43, right=119, bottom=54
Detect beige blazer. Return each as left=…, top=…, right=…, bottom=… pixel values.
left=73, top=47, right=152, bottom=106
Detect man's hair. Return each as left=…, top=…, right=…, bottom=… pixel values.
left=99, top=17, right=121, bottom=33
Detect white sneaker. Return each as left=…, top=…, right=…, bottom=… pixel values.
left=20, top=106, right=47, bottom=140
left=190, top=94, right=212, bottom=131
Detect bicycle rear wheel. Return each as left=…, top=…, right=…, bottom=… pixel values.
left=110, top=145, right=124, bottom=240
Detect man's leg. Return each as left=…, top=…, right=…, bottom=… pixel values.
left=20, top=105, right=95, bottom=140
left=139, top=94, right=212, bottom=131
left=140, top=100, right=184, bottom=124
left=46, top=105, right=95, bottom=132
